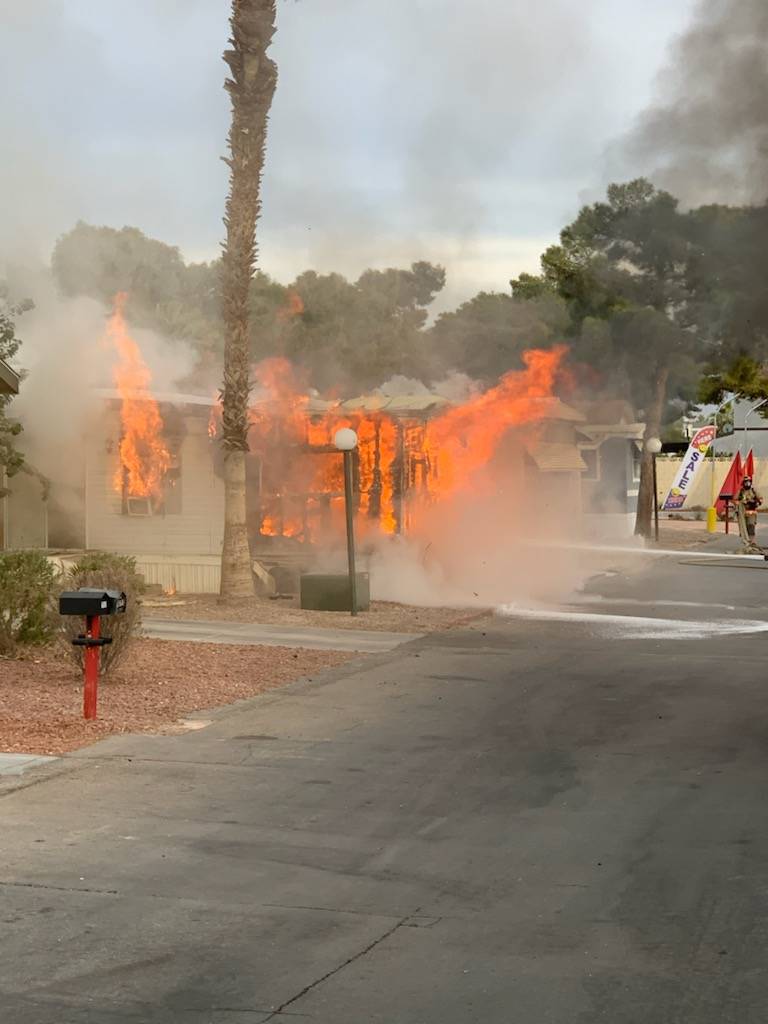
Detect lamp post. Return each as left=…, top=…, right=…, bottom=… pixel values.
left=708, top=396, right=736, bottom=533
left=743, top=397, right=767, bottom=459
left=646, top=437, right=662, bottom=543
left=334, top=427, right=359, bottom=616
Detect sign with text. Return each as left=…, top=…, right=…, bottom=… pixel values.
left=661, top=425, right=717, bottom=511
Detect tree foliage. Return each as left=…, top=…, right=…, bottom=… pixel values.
left=429, top=291, right=567, bottom=383
left=52, top=222, right=224, bottom=355
left=48, top=183, right=768, bottom=425
left=511, top=179, right=708, bottom=536
left=511, top=179, right=703, bottom=419
left=57, top=552, right=144, bottom=676
left=0, top=550, right=57, bottom=656
left=0, top=286, right=31, bottom=485
left=283, top=262, right=446, bottom=391
left=687, top=203, right=768, bottom=406
left=51, top=223, right=448, bottom=393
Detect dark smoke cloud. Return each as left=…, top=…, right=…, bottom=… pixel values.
left=618, top=0, right=768, bottom=205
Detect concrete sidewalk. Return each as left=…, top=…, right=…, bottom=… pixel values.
left=143, top=616, right=421, bottom=653
left=0, top=753, right=57, bottom=777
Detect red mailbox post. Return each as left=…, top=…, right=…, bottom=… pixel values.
left=59, top=589, right=127, bottom=720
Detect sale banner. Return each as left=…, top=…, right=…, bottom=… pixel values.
left=661, top=425, right=717, bottom=511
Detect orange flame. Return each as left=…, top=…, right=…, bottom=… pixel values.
left=426, top=346, right=567, bottom=496
left=208, top=392, right=222, bottom=439
left=245, top=347, right=567, bottom=542
left=277, top=289, right=305, bottom=322
left=108, top=293, right=172, bottom=499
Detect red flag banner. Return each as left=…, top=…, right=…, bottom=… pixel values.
left=716, top=451, right=743, bottom=517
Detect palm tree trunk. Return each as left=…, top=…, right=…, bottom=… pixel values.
left=219, top=0, right=278, bottom=599
left=635, top=364, right=670, bottom=539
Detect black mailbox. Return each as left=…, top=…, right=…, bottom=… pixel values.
left=59, top=588, right=127, bottom=617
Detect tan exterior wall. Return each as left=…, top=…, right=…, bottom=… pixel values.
left=2, top=471, right=48, bottom=549
left=655, top=456, right=767, bottom=510
left=134, top=554, right=221, bottom=594
left=86, top=410, right=224, bottom=557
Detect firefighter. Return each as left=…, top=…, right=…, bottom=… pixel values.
left=736, top=475, right=763, bottom=543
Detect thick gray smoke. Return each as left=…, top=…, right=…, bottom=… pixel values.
left=618, top=0, right=768, bottom=205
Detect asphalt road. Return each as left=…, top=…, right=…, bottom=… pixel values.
left=3, top=550, right=768, bottom=1022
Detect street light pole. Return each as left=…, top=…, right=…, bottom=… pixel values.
left=334, top=428, right=359, bottom=616
left=708, top=397, right=736, bottom=533
left=743, top=398, right=767, bottom=459
left=646, top=437, right=662, bottom=543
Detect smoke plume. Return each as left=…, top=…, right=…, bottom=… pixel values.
left=618, top=0, right=768, bottom=205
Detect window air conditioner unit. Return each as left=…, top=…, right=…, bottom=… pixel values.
left=126, top=496, right=153, bottom=516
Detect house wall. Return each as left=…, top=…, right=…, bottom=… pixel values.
left=582, top=439, right=634, bottom=514
left=2, top=471, right=48, bottom=549
left=579, top=439, right=640, bottom=538
left=655, top=456, right=758, bottom=511
left=86, top=410, right=225, bottom=562
left=525, top=466, right=582, bottom=529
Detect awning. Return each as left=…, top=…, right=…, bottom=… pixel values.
left=526, top=442, right=588, bottom=472
left=577, top=423, right=646, bottom=443
left=0, top=358, right=19, bottom=395
left=530, top=397, right=587, bottom=423
left=382, top=394, right=449, bottom=414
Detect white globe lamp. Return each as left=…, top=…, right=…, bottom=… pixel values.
left=334, top=428, right=358, bottom=452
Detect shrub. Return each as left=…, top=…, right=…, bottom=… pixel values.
left=0, top=550, right=58, bottom=655
left=58, top=552, right=144, bottom=676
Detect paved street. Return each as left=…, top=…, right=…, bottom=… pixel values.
left=3, top=549, right=768, bottom=1021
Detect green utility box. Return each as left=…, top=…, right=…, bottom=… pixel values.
left=299, top=572, right=371, bottom=612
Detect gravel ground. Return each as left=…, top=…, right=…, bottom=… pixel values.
left=0, top=640, right=356, bottom=757
left=657, top=520, right=742, bottom=550
left=142, top=596, right=487, bottom=633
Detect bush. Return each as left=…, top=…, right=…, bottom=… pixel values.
left=58, top=552, right=144, bottom=676
left=0, top=550, right=58, bottom=655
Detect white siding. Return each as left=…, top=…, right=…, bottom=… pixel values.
left=134, top=555, right=221, bottom=594
left=86, top=412, right=225, bottom=557
left=4, top=471, right=48, bottom=549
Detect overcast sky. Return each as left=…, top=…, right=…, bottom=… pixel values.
left=1, top=0, right=697, bottom=310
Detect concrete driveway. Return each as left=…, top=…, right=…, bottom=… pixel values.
left=143, top=617, right=420, bottom=653
left=3, top=551, right=768, bottom=1021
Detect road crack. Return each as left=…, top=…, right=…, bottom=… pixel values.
left=263, top=911, right=416, bottom=1019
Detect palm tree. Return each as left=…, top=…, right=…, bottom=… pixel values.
left=219, top=0, right=278, bottom=599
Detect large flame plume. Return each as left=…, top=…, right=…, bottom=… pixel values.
left=425, top=346, right=567, bottom=497
left=106, top=291, right=567, bottom=541
left=224, top=346, right=568, bottom=543
left=107, top=293, right=171, bottom=499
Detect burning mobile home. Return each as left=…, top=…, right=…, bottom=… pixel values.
left=79, top=356, right=585, bottom=593
left=1, top=300, right=645, bottom=590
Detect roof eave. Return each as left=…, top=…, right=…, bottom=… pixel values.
left=0, top=358, right=19, bottom=395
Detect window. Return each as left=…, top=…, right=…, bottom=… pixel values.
left=120, top=437, right=182, bottom=516
left=580, top=447, right=600, bottom=482
left=632, top=442, right=643, bottom=483
left=162, top=440, right=182, bottom=515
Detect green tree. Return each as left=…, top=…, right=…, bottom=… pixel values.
left=219, top=0, right=278, bottom=600
left=283, top=261, right=445, bottom=391
left=52, top=222, right=224, bottom=356
left=698, top=355, right=768, bottom=407
left=429, top=291, right=568, bottom=383
left=50, top=220, right=449, bottom=395
left=0, top=286, right=30, bottom=488
left=513, top=180, right=701, bottom=537
left=686, top=202, right=768, bottom=409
